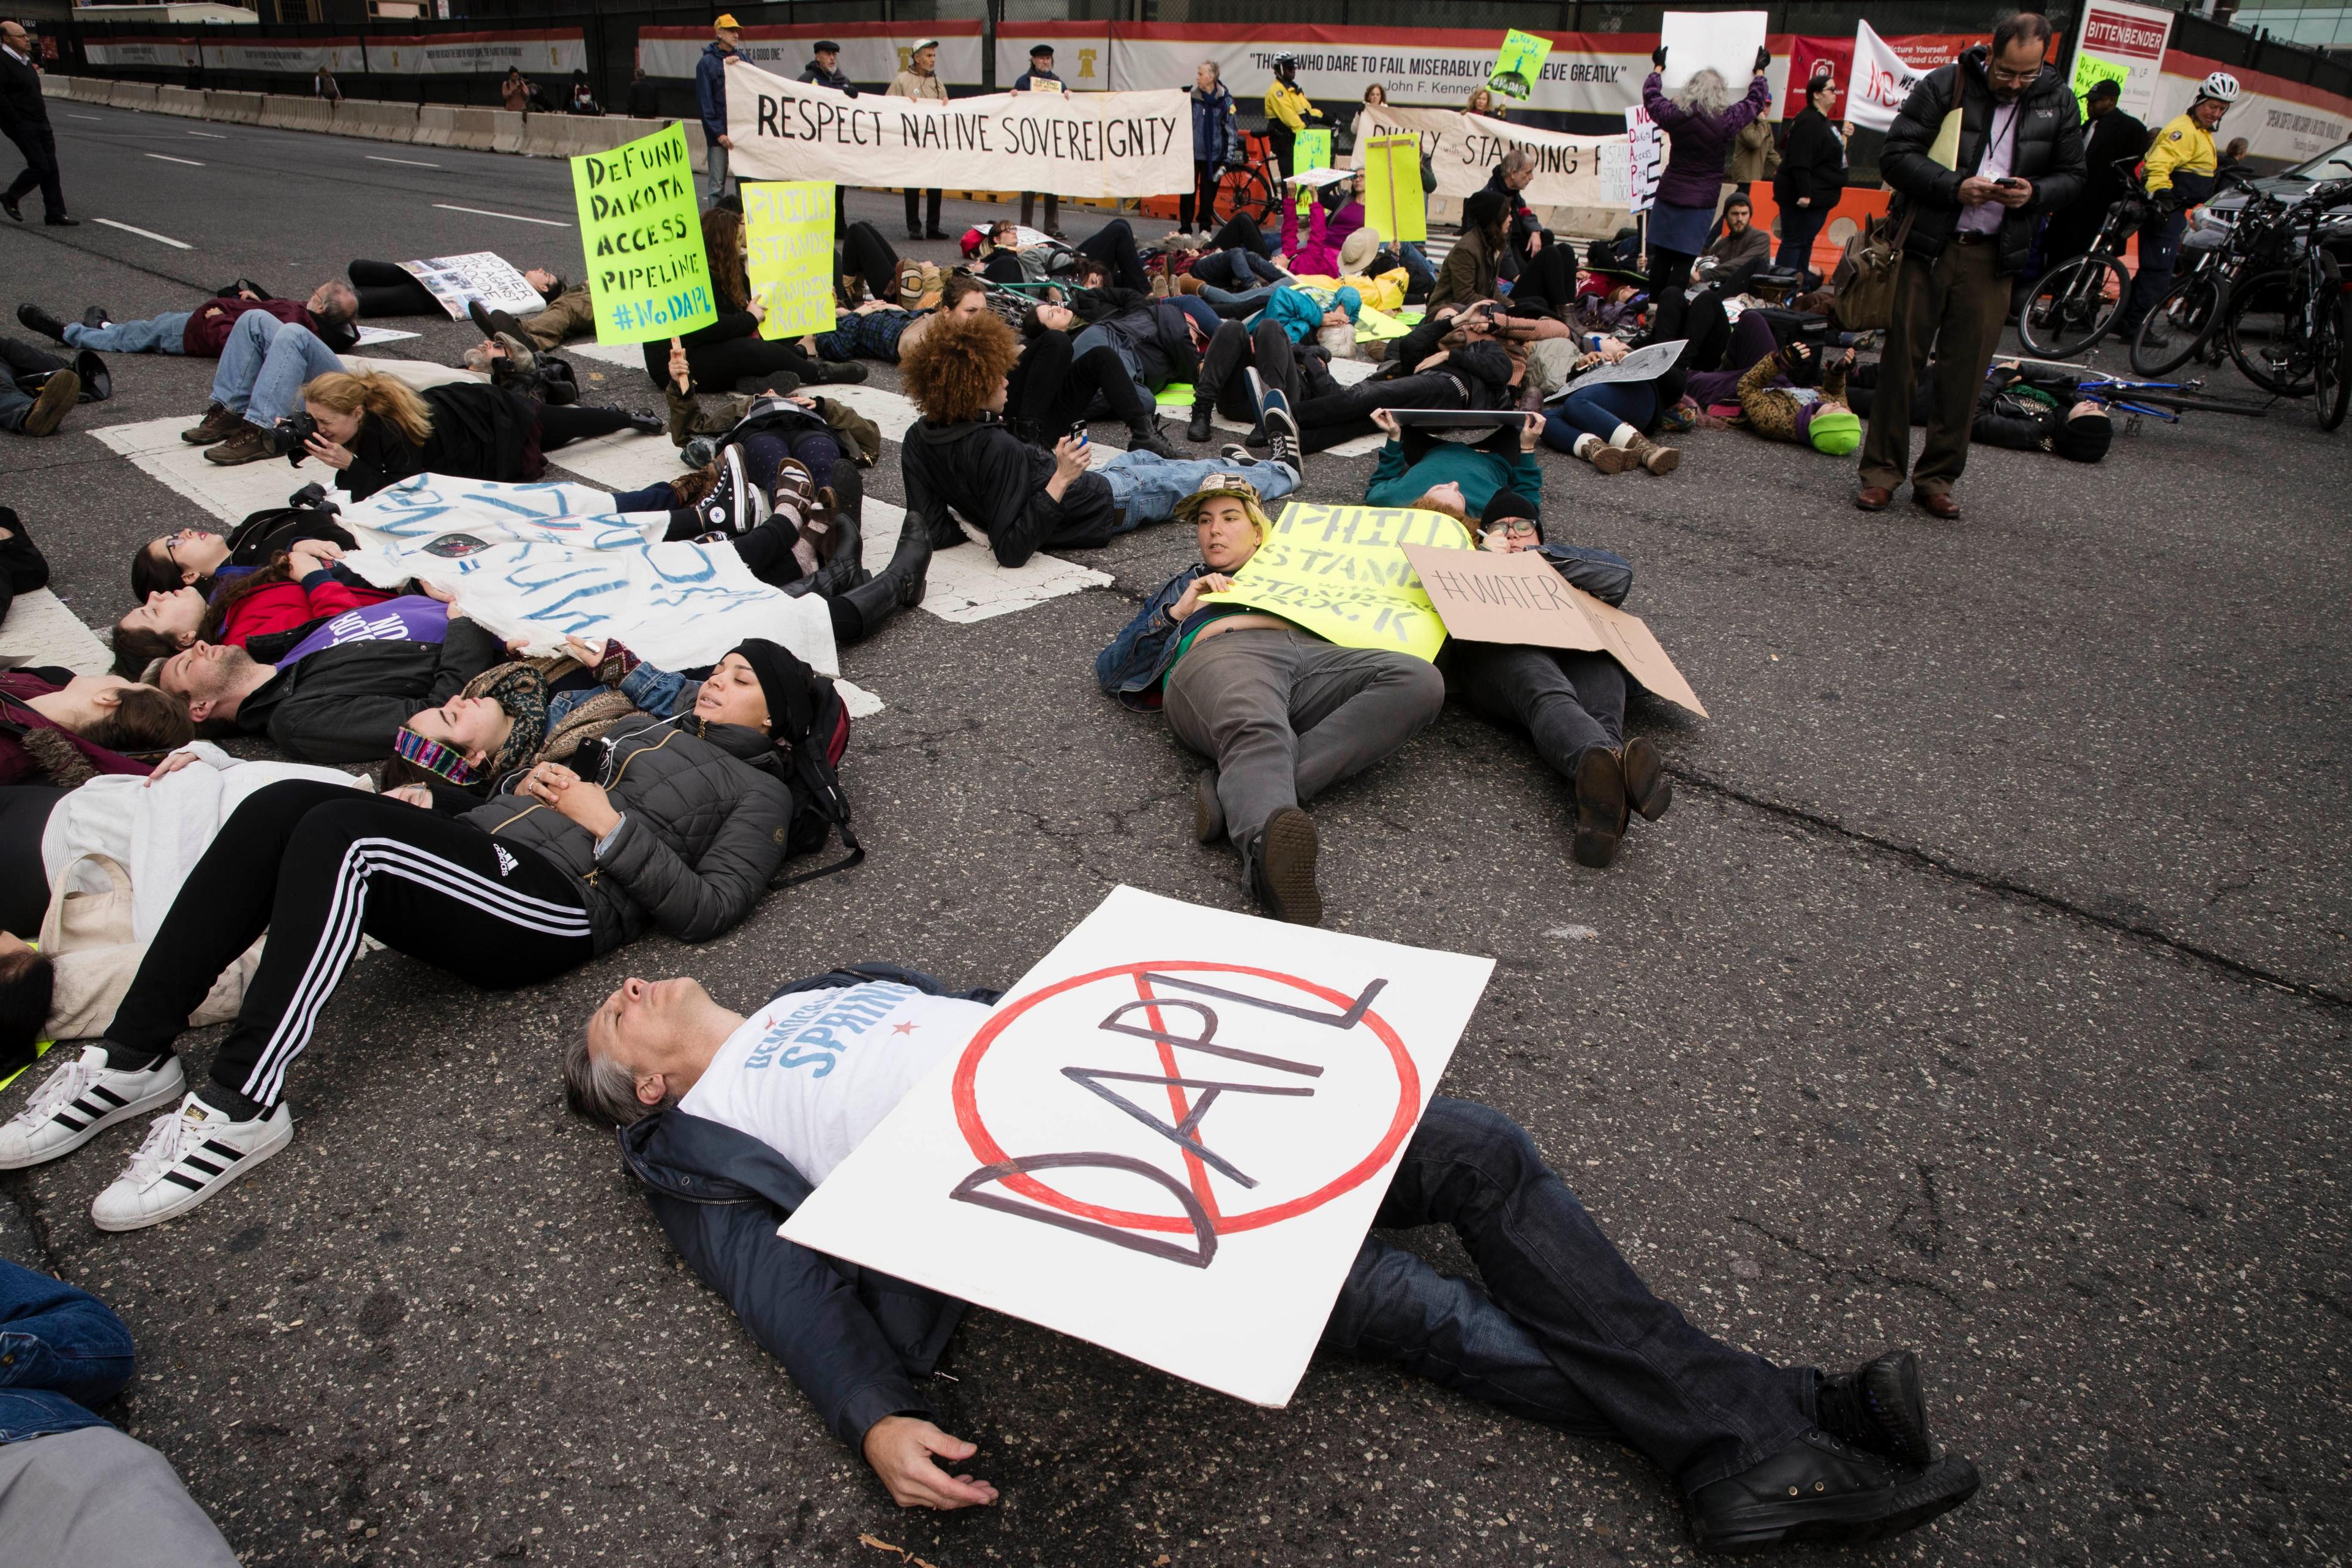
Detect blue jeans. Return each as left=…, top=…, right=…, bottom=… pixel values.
left=1542, top=382, right=1657, bottom=450
left=1395, top=242, right=1434, bottom=288
left=1096, top=448, right=1299, bottom=533
left=63, top=311, right=192, bottom=355
left=211, top=309, right=344, bottom=430
left=0, top=1259, right=135, bottom=1444
left=1321, top=1098, right=1814, bottom=1493
left=1196, top=282, right=1280, bottom=319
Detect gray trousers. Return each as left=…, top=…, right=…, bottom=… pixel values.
left=1161, top=625, right=1445, bottom=851
left=0, top=1425, right=240, bottom=1566
left=705, top=140, right=731, bottom=203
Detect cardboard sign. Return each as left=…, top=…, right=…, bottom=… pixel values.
left=1361, top=133, right=1428, bottom=245
left=1200, top=502, right=1473, bottom=664
left=394, top=252, right=547, bottom=322
left=1400, top=546, right=1707, bottom=717
left=1551, top=338, right=1687, bottom=398
left=1489, top=29, right=1553, bottom=102
left=571, top=124, right=718, bottom=345
left=742, top=180, right=839, bottom=340
left=1658, top=9, right=1768, bottom=96
left=781, top=884, right=1496, bottom=1407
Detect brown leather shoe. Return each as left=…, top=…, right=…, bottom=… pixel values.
left=1622, top=736, right=1673, bottom=822
left=1855, top=486, right=1893, bottom=512
left=1913, top=490, right=1962, bottom=520
left=181, top=402, right=243, bottom=445
left=203, top=424, right=272, bottom=466
left=23, top=371, right=78, bottom=437
left=1572, top=748, right=1627, bottom=869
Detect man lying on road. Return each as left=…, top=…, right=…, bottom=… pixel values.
left=572, top=961, right=1982, bottom=1555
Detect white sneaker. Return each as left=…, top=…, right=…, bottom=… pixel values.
left=0, top=1047, right=186, bottom=1170
left=89, top=1093, right=293, bottom=1233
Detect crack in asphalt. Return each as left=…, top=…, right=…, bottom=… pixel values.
left=0, top=1171, right=64, bottom=1275
left=1730, top=1215, right=1969, bottom=1310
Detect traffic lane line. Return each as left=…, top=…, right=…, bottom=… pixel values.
left=187, top=130, right=226, bottom=140
left=145, top=153, right=205, bottom=167
left=368, top=154, right=442, bottom=168
left=432, top=203, right=570, bottom=227
left=92, top=217, right=193, bottom=250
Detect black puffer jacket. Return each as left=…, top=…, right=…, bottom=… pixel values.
left=1773, top=107, right=1847, bottom=209
left=1882, top=47, right=2086, bottom=276
left=236, top=619, right=503, bottom=763
left=900, top=417, right=1118, bottom=568
left=463, top=712, right=793, bottom=954
left=1074, top=289, right=1202, bottom=391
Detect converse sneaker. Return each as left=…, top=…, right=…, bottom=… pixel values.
left=1258, top=387, right=1302, bottom=477
left=89, top=1093, right=293, bottom=1233
left=0, top=1047, right=186, bottom=1170
left=694, top=446, right=769, bottom=538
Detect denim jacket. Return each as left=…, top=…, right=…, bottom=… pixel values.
left=0, top=1259, right=134, bottom=1444
left=1095, top=564, right=1210, bottom=709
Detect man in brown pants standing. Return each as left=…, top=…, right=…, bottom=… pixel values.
left=1856, top=13, right=2083, bottom=521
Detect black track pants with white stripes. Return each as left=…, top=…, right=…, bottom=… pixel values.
left=107, top=781, right=596, bottom=1109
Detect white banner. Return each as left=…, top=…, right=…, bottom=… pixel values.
left=1355, top=103, right=1623, bottom=214
left=1848, top=20, right=1926, bottom=134
left=729, top=67, right=1192, bottom=200
left=636, top=24, right=982, bottom=88
left=782, top=885, right=1495, bottom=1408
left=337, top=477, right=838, bottom=674
left=1658, top=10, right=1767, bottom=97
left=396, top=253, right=547, bottom=321
left=198, top=37, right=367, bottom=76
left=364, top=32, right=587, bottom=78
left=2076, top=0, right=2175, bottom=126
left=80, top=37, right=203, bottom=71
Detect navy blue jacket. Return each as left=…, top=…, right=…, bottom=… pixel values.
left=1189, top=83, right=1242, bottom=167
left=616, top=965, right=1000, bottom=1450
left=696, top=42, right=733, bottom=143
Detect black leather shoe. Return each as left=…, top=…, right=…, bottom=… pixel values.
left=1572, top=747, right=1625, bottom=869
left=1248, top=807, right=1321, bottom=925
left=1688, top=1430, right=1978, bottom=1554
left=44, top=216, right=80, bottom=227
left=81, top=306, right=110, bottom=330
left=1186, top=402, right=1213, bottom=443
left=1, top=195, right=20, bottom=222
left=1817, top=1351, right=1932, bottom=1464
left=15, top=303, right=67, bottom=344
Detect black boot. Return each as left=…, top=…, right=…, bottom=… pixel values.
left=15, top=304, right=68, bottom=345
left=1816, top=1351, right=1932, bottom=1464
left=80, top=306, right=110, bottom=330
left=1186, top=401, right=1214, bottom=443
left=828, top=526, right=930, bottom=644
left=810, top=358, right=868, bottom=385
left=1126, top=414, right=1177, bottom=458
left=1686, top=1431, right=1978, bottom=1555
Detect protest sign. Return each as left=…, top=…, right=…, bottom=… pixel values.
left=1200, top=503, right=1473, bottom=663
left=393, top=252, right=548, bottom=322
left=338, top=474, right=666, bottom=552
left=1360, top=134, right=1428, bottom=244
left=742, top=181, right=838, bottom=340
left=570, top=123, right=718, bottom=345
left=782, top=884, right=1495, bottom=1407
left=1552, top=339, right=1687, bottom=398
left=1849, top=20, right=1928, bottom=134
left=1623, top=102, right=1663, bottom=214
left=2070, top=50, right=2130, bottom=118
left=1292, top=126, right=1334, bottom=215
left=2076, top=0, right=2174, bottom=125
left=1401, top=546, right=1706, bottom=717
left=1659, top=10, right=1768, bottom=96
left=1355, top=105, right=1617, bottom=212
left=728, top=66, right=1191, bottom=199
left=1489, top=29, right=1553, bottom=102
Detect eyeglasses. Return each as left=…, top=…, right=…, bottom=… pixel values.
left=1483, top=519, right=1539, bottom=538
left=1988, top=64, right=2041, bottom=86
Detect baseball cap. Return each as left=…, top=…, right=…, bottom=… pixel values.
left=911, top=37, right=941, bottom=52
left=813, top=39, right=840, bottom=52
left=714, top=13, right=741, bottom=29
left=1175, top=472, right=1272, bottom=527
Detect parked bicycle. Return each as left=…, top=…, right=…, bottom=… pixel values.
left=2217, top=178, right=2352, bottom=429
left=1212, top=131, right=1282, bottom=227
left=2128, top=175, right=2286, bottom=375
left=2019, top=158, right=2151, bottom=358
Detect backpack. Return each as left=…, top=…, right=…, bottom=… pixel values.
left=755, top=643, right=862, bottom=886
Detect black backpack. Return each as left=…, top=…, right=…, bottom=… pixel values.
left=755, top=643, right=862, bottom=887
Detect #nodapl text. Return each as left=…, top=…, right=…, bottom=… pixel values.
left=753, top=93, right=1180, bottom=162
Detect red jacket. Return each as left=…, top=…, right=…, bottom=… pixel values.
left=0, top=672, right=155, bottom=786
left=183, top=297, right=327, bottom=358
left=214, top=574, right=394, bottom=649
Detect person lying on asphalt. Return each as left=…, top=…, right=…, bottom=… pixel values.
left=19, top=278, right=359, bottom=360
left=110, top=538, right=398, bottom=674
left=568, top=961, right=1981, bottom=1555
left=0, top=334, right=102, bottom=437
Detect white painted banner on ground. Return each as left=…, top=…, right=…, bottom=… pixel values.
left=396, top=252, right=548, bottom=321
left=636, top=23, right=983, bottom=88
left=364, top=31, right=587, bottom=77
left=2076, top=0, right=2175, bottom=127
left=337, top=475, right=666, bottom=552
left=1354, top=104, right=1619, bottom=214
left=784, top=885, right=1494, bottom=1407
left=728, top=67, right=1191, bottom=200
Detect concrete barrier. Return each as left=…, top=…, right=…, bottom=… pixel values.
left=259, top=94, right=334, bottom=134
left=205, top=90, right=263, bottom=125
left=450, top=107, right=497, bottom=151
left=154, top=84, right=203, bottom=117
left=489, top=109, right=529, bottom=156
left=107, top=81, right=159, bottom=112
left=413, top=104, right=459, bottom=148
left=40, top=73, right=71, bottom=99
left=333, top=99, right=419, bottom=143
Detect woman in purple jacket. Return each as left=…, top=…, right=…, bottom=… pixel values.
left=1640, top=48, right=1776, bottom=296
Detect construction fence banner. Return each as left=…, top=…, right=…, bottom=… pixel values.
left=363, top=31, right=587, bottom=77
left=636, top=21, right=984, bottom=88
left=726, top=66, right=1193, bottom=202
left=193, top=37, right=367, bottom=75
left=2151, top=47, right=2350, bottom=167
left=79, top=36, right=205, bottom=71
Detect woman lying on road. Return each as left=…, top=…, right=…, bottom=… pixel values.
left=129, top=502, right=356, bottom=601
left=0, top=671, right=192, bottom=790
left=293, top=369, right=660, bottom=502
left=111, top=540, right=398, bottom=675
left=0, top=638, right=820, bottom=1233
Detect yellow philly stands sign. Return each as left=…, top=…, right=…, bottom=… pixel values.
left=742, top=181, right=840, bottom=340
left=571, top=124, right=718, bottom=344
left=1202, top=503, right=1474, bottom=663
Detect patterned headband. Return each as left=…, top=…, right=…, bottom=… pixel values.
left=393, top=726, right=477, bottom=785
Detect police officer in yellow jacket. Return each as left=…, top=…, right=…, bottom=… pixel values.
left=1263, top=53, right=1327, bottom=181
left=2123, top=72, right=2239, bottom=341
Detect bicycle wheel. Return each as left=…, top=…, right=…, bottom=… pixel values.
left=2317, top=294, right=2351, bottom=431
left=2019, top=255, right=2130, bottom=357
left=1214, top=167, right=1275, bottom=228
left=2223, top=271, right=2313, bottom=395
left=2130, top=270, right=2224, bottom=375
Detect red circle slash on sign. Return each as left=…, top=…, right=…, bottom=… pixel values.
left=951, top=961, right=1418, bottom=1236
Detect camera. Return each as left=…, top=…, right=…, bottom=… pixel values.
left=268, top=410, right=319, bottom=464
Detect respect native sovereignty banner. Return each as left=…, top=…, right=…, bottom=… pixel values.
left=726, top=65, right=1193, bottom=199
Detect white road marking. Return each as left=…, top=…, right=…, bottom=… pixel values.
left=0, top=588, right=111, bottom=676
left=369, top=154, right=441, bottom=168
left=92, top=416, right=326, bottom=523
left=93, top=217, right=192, bottom=250
left=433, top=202, right=569, bottom=227
left=186, top=130, right=226, bottom=139
left=145, top=153, right=205, bottom=167
left=67, top=113, right=102, bottom=121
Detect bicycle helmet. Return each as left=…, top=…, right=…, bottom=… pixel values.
left=1272, top=52, right=1298, bottom=69
left=2199, top=71, right=2241, bottom=103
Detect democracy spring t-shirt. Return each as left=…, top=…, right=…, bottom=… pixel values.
left=677, top=982, right=992, bottom=1185
left=279, top=595, right=450, bottom=668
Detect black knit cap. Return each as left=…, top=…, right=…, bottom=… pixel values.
left=1480, top=488, right=1542, bottom=540
left=727, top=638, right=801, bottom=740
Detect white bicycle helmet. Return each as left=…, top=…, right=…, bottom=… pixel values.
left=2199, top=71, right=2241, bottom=103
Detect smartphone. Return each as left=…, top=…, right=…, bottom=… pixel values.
left=1996, top=176, right=2027, bottom=189
left=1067, top=420, right=1090, bottom=447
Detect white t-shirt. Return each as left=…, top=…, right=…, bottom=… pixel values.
left=677, top=982, right=989, bottom=1185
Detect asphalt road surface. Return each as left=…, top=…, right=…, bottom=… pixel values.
left=2, top=104, right=2348, bottom=1568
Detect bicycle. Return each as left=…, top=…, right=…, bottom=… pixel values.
left=2019, top=158, right=2149, bottom=357
left=2216, top=178, right=2352, bottom=428
left=1211, top=131, right=1281, bottom=228
left=2128, top=175, right=2288, bottom=375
